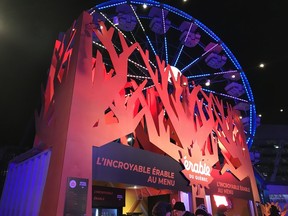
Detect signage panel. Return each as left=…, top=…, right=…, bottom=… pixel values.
left=64, top=177, right=89, bottom=216
left=92, top=142, right=190, bottom=191
left=92, top=186, right=125, bottom=207
left=206, top=170, right=253, bottom=200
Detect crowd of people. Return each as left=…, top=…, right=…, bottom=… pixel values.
left=152, top=201, right=227, bottom=216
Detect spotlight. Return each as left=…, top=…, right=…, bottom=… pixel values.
left=126, top=134, right=134, bottom=146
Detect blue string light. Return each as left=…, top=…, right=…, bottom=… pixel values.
left=173, top=45, right=184, bottom=67
left=94, top=0, right=127, bottom=10
left=161, top=8, right=169, bottom=64
left=180, top=57, right=199, bottom=73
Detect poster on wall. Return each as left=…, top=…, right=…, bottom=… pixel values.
left=92, top=185, right=125, bottom=207
left=92, top=142, right=191, bottom=191
left=64, top=177, right=89, bottom=216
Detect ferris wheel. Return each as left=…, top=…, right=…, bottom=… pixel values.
left=88, top=0, right=258, bottom=148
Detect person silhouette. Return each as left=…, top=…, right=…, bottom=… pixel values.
left=173, top=201, right=195, bottom=216
left=269, top=205, right=280, bottom=216
left=195, top=204, right=209, bottom=216
left=152, top=201, right=172, bottom=216
left=216, top=205, right=227, bottom=216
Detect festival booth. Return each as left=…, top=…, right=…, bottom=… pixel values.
left=0, top=7, right=260, bottom=216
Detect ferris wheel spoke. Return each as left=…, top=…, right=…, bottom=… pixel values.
left=181, top=42, right=221, bottom=74
left=93, top=33, right=150, bottom=79
left=99, top=12, right=130, bottom=42
left=93, top=11, right=154, bottom=79
left=172, top=22, right=194, bottom=67
left=201, top=88, right=249, bottom=103
left=161, top=9, right=169, bottom=64
left=130, top=4, right=157, bottom=56
left=186, top=69, right=239, bottom=79
left=172, top=45, right=184, bottom=67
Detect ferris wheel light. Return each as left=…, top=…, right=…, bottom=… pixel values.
left=205, top=79, right=211, bottom=86
left=143, top=4, right=147, bottom=9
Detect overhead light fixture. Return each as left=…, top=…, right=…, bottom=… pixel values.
left=126, top=134, right=134, bottom=146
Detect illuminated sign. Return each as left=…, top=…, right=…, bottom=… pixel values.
left=206, top=170, right=253, bottom=199
left=179, top=143, right=215, bottom=188
left=182, top=156, right=211, bottom=177
left=92, top=142, right=191, bottom=192
left=180, top=153, right=213, bottom=187
left=92, top=186, right=125, bottom=208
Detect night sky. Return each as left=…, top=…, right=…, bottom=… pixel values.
left=1, top=0, right=288, bottom=149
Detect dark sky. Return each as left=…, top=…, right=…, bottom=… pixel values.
left=1, top=0, right=288, bottom=149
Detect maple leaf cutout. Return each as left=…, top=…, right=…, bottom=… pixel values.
left=180, top=143, right=216, bottom=189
